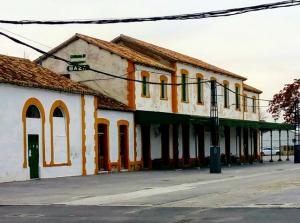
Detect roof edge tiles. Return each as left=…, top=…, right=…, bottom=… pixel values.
left=112, top=34, right=247, bottom=81
left=35, top=33, right=174, bottom=72
left=243, top=83, right=263, bottom=94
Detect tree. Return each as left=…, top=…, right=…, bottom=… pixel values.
left=268, top=79, right=300, bottom=123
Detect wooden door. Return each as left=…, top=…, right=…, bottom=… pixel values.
left=141, top=125, right=151, bottom=169
left=182, top=124, right=190, bottom=165
left=161, top=124, right=170, bottom=166
left=98, top=124, right=109, bottom=171
left=28, top=134, right=39, bottom=179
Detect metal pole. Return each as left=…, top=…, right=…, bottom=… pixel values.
left=278, top=129, right=282, bottom=161
left=286, top=130, right=290, bottom=161
left=270, top=130, right=273, bottom=162
left=260, top=130, right=263, bottom=163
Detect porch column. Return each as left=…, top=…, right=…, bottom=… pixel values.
left=270, top=130, right=273, bottom=162
left=260, top=130, right=263, bottom=163
left=286, top=130, right=290, bottom=161
left=278, top=129, right=282, bottom=161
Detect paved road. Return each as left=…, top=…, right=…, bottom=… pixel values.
left=0, top=160, right=300, bottom=222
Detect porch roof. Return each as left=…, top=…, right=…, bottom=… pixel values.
left=135, top=111, right=294, bottom=130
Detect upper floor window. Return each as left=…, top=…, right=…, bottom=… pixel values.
left=26, top=105, right=41, bottom=118
left=235, top=84, right=241, bottom=110
left=197, top=74, right=204, bottom=104
left=243, top=94, right=248, bottom=112
left=141, top=71, right=150, bottom=98
left=181, top=69, right=189, bottom=102
left=252, top=96, right=256, bottom=113
left=160, top=76, right=168, bottom=100
left=223, top=80, right=229, bottom=108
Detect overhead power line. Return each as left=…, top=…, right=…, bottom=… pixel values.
left=0, top=31, right=273, bottom=103
left=0, top=0, right=299, bottom=25
left=0, top=31, right=209, bottom=86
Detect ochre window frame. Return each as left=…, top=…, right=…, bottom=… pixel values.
left=197, top=73, right=204, bottom=105
left=252, top=96, right=257, bottom=113
left=141, top=71, right=150, bottom=98
left=181, top=69, right=189, bottom=103
left=22, top=98, right=46, bottom=168
left=49, top=100, right=71, bottom=167
left=95, top=118, right=111, bottom=172
left=243, top=93, right=248, bottom=112
left=235, top=83, right=241, bottom=111
left=223, top=80, right=229, bottom=108
left=160, top=75, right=168, bottom=100
left=117, top=120, right=130, bottom=171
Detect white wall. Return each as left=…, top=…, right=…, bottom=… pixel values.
left=0, top=84, right=95, bottom=183
left=41, top=39, right=129, bottom=105
left=135, top=64, right=173, bottom=113
left=176, top=63, right=246, bottom=120
left=97, top=109, right=134, bottom=164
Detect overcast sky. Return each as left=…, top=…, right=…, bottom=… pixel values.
left=0, top=0, right=299, bottom=118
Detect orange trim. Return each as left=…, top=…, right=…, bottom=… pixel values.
left=127, top=61, right=136, bottom=109
left=22, top=98, right=46, bottom=168
left=96, top=118, right=111, bottom=171
left=49, top=100, right=71, bottom=166
left=141, top=70, right=150, bottom=98
left=223, top=80, right=229, bottom=109
left=180, top=69, right=189, bottom=103
left=196, top=73, right=204, bottom=105
left=235, top=83, right=241, bottom=111
left=252, top=96, right=257, bottom=113
left=160, top=75, right=168, bottom=100
left=243, top=93, right=248, bottom=112
left=93, top=97, right=98, bottom=174
left=180, top=69, right=189, bottom=75
left=210, top=76, right=216, bottom=81
left=81, top=95, right=87, bottom=176
left=171, top=64, right=178, bottom=113
left=117, top=120, right=129, bottom=170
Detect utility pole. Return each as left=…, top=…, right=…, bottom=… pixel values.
left=210, top=80, right=221, bottom=173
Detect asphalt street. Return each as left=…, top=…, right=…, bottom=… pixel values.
left=0, top=159, right=299, bottom=222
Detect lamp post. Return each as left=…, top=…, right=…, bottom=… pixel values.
left=278, top=129, right=282, bottom=161
left=270, top=130, right=273, bottom=162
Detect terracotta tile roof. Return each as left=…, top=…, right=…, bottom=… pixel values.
left=0, top=54, right=97, bottom=95
left=112, top=34, right=247, bottom=81
left=97, top=93, right=133, bottom=112
left=243, top=83, right=263, bottom=94
left=36, top=33, right=173, bottom=72
left=0, top=54, right=133, bottom=111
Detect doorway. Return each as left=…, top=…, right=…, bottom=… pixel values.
left=182, top=124, right=190, bottom=165
left=224, top=126, right=231, bottom=164
left=28, top=134, right=39, bottom=179
left=141, top=125, right=151, bottom=169
left=197, top=125, right=205, bottom=165
left=161, top=124, right=170, bottom=167
left=172, top=124, right=179, bottom=168
left=243, top=128, right=249, bottom=162
left=98, top=124, right=109, bottom=171
left=119, top=125, right=129, bottom=169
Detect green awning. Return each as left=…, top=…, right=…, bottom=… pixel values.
left=135, top=110, right=294, bottom=130
left=135, top=111, right=209, bottom=125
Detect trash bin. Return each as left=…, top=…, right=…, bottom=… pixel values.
left=210, top=146, right=221, bottom=173
left=294, top=145, right=300, bottom=163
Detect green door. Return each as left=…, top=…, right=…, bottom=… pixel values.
left=28, top=134, right=39, bottom=179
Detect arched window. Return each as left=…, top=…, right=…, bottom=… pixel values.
left=50, top=100, right=71, bottom=166
left=197, top=73, right=204, bottom=104
left=141, top=71, right=150, bottom=98
left=223, top=80, right=229, bottom=108
left=181, top=69, right=189, bottom=102
left=26, top=105, right=41, bottom=118
left=22, top=98, right=46, bottom=168
left=53, top=107, right=64, bottom=117
left=160, top=75, right=168, bottom=100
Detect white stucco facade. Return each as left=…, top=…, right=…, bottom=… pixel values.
left=0, top=84, right=95, bottom=183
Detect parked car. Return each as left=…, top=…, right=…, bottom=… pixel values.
left=261, top=147, right=280, bottom=156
